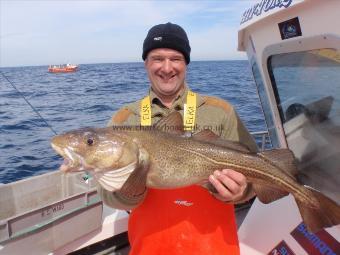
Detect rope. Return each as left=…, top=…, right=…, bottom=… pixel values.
left=1, top=71, right=58, bottom=135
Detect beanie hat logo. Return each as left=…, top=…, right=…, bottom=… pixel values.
left=142, top=22, right=191, bottom=64
left=153, top=37, right=162, bottom=41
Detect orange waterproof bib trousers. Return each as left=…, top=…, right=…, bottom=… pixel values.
left=128, top=185, right=240, bottom=255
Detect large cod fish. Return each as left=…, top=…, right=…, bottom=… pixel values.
left=51, top=112, right=340, bottom=233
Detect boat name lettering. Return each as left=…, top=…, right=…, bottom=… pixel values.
left=268, top=240, right=296, bottom=255
left=291, top=222, right=339, bottom=255
left=240, top=0, right=293, bottom=25
left=41, top=202, right=65, bottom=217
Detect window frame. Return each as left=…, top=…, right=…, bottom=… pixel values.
left=261, top=34, right=340, bottom=148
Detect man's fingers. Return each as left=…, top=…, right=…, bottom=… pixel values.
left=222, top=169, right=247, bottom=186
left=215, top=170, right=241, bottom=194
left=209, top=174, right=233, bottom=199
left=208, top=169, right=249, bottom=202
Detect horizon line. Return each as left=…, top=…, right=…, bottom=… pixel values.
left=0, top=59, right=249, bottom=69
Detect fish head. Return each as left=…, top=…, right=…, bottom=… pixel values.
left=51, top=127, right=139, bottom=172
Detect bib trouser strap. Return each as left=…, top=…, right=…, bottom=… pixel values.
left=141, top=91, right=197, bottom=131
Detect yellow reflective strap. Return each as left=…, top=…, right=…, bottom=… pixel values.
left=140, top=96, right=152, bottom=126
left=140, top=91, right=197, bottom=130
left=184, top=91, right=197, bottom=131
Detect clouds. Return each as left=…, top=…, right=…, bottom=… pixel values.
left=0, top=0, right=257, bottom=67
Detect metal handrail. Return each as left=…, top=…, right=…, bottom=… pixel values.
left=250, top=130, right=270, bottom=151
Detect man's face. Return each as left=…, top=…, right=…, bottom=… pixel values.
left=145, top=48, right=187, bottom=97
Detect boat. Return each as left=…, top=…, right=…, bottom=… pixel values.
left=1, top=0, right=339, bottom=254
left=0, top=171, right=129, bottom=254
left=237, top=0, right=340, bottom=254
left=48, top=64, right=78, bottom=73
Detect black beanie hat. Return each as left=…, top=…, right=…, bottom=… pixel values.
left=142, top=22, right=191, bottom=64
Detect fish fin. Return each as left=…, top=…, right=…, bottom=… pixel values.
left=118, top=147, right=150, bottom=197
left=192, top=129, right=219, bottom=140
left=192, top=129, right=251, bottom=153
left=253, top=183, right=289, bottom=204
left=154, top=111, right=185, bottom=135
left=295, top=187, right=340, bottom=233
left=259, top=149, right=298, bottom=177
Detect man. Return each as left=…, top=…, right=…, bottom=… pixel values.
left=98, top=22, right=257, bottom=255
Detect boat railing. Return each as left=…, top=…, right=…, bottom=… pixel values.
left=250, top=130, right=271, bottom=151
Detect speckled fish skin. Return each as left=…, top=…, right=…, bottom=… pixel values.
left=51, top=125, right=340, bottom=233
left=51, top=126, right=296, bottom=190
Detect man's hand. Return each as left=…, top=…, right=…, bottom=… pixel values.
left=209, top=169, right=253, bottom=203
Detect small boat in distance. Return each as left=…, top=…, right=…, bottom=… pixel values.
left=48, top=63, right=78, bottom=73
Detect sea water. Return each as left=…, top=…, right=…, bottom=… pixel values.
left=0, top=61, right=265, bottom=184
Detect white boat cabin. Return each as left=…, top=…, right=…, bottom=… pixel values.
left=237, top=0, right=340, bottom=254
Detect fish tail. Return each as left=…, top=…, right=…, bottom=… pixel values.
left=295, top=186, right=340, bottom=233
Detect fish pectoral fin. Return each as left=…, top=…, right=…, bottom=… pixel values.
left=153, top=111, right=185, bottom=135
left=259, top=149, right=298, bottom=177
left=119, top=147, right=150, bottom=194
left=253, top=183, right=289, bottom=204
left=295, top=187, right=340, bottom=233
left=192, top=129, right=251, bottom=153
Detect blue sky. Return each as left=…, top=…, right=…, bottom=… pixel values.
left=0, top=0, right=257, bottom=67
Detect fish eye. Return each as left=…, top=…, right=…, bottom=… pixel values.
left=83, top=131, right=96, bottom=146
left=86, top=138, right=94, bottom=146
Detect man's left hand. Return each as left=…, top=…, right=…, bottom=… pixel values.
left=209, top=169, right=251, bottom=203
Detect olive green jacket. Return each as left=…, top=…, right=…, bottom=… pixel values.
left=98, top=86, right=258, bottom=210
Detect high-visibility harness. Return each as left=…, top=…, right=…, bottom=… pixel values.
left=140, top=91, right=197, bottom=131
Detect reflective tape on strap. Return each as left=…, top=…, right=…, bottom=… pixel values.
left=140, top=96, right=151, bottom=126
left=184, top=91, right=197, bottom=131
left=140, top=91, right=197, bottom=130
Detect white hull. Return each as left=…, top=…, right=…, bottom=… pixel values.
left=0, top=171, right=129, bottom=254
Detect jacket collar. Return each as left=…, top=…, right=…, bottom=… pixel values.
left=148, top=85, right=205, bottom=117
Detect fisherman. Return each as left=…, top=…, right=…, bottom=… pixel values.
left=98, top=22, right=258, bottom=255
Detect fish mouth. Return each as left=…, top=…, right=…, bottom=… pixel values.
left=51, top=143, right=87, bottom=172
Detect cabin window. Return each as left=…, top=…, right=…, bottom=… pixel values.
left=251, top=60, right=279, bottom=148
left=268, top=48, right=340, bottom=201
